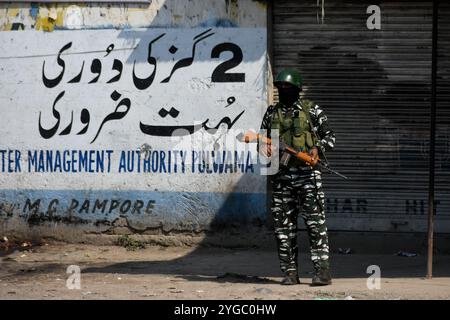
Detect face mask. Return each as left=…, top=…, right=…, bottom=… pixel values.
left=278, top=87, right=300, bottom=107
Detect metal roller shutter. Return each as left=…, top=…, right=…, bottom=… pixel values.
left=271, top=0, right=450, bottom=232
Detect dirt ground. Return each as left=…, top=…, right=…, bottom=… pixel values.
left=0, top=242, right=449, bottom=300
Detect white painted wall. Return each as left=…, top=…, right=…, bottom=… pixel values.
left=0, top=1, right=269, bottom=235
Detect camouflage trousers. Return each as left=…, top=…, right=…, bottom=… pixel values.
left=271, top=166, right=330, bottom=273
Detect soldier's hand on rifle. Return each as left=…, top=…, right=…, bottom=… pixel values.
left=310, top=147, right=319, bottom=162
left=260, top=143, right=276, bottom=158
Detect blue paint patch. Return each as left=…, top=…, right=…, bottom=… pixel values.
left=0, top=189, right=267, bottom=227
left=54, top=24, right=133, bottom=31
left=29, top=4, right=39, bottom=20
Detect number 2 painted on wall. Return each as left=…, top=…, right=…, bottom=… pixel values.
left=211, top=42, right=245, bottom=82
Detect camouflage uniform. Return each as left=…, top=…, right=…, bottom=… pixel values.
left=260, top=99, right=336, bottom=274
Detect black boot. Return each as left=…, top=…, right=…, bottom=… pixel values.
left=311, top=269, right=332, bottom=286
left=281, top=271, right=300, bottom=285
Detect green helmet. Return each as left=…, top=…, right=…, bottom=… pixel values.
left=274, top=69, right=302, bottom=89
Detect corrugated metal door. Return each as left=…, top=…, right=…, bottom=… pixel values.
left=271, top=0, right=450, bottom=232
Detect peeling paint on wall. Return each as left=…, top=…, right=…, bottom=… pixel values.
left=64, top=5, right=84, bottom=29
left=0, top=0, right=266, bottom=31
left=35, top=7, right=65, bottom=32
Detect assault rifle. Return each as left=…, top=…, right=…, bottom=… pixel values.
left=237, top=131, right=348, bottom=180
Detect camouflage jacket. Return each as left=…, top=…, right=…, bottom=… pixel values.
left=259, top=99, right=336, bottom=154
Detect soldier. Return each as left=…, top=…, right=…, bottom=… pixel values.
left=259, top=69, right=335, bottom=286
